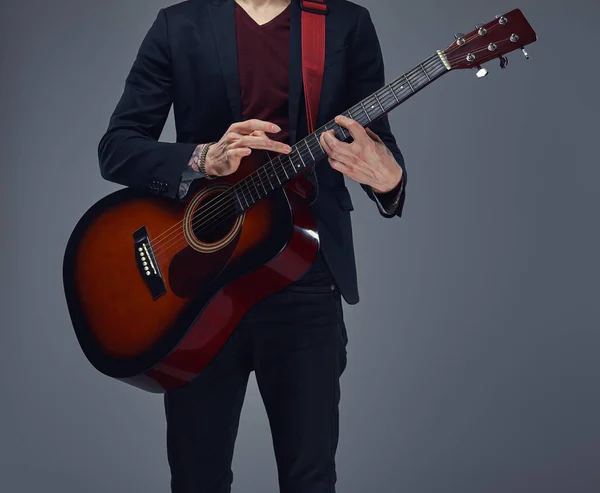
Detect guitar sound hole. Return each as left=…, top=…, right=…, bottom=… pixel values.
left=191, top=212, right=238, bottom=244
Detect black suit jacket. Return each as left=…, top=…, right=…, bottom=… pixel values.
left=98, top=0, right=407, bottom=304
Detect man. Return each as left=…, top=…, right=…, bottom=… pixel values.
left=98, top=0, right=406, bottom=491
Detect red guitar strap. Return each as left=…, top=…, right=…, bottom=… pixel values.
left=301, top=0, right=328, bottom=134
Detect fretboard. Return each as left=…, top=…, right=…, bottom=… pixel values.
left=229, top=52, right=449, bottom=213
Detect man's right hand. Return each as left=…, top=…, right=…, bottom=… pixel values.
left=204, top=119, right=292, bottom=177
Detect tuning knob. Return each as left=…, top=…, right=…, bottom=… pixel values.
left=499, top=55, right=509, bottom=69
left=476, top=25, right=488, bottom=36
left=454, top=33, right=466, bottom=45
left=475, top=66, right=489, bottom=78
left=521, top=47, right=530, bottom=59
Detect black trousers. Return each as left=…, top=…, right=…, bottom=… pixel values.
left=164, top=253, right=348, bottom=493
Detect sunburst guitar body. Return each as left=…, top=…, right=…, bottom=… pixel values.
left=63, top=153, right=318, bottom=393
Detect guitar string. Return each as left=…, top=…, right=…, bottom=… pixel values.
left=182, top=33, right=516, bottom=235
left=153, top=37, right=514, bottom=257
left=152, top=59, right=446, bottom=257
left=150, top=55, right=446, bottom=250
left=150, top=57, right=444, bottom=256
left=150, top=25, right=510, bottom=250
left=191, top=30, right=520, bottom=229
left=153, top=60, right=450, bottom=257
left=150, top=55, right=442, bottom=253
left=153, top=36, right=517, bottom=256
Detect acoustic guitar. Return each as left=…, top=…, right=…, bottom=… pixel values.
left=63, top=10, right=537, bottom=392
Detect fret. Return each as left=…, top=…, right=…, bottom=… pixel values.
left=238, top=185, right=249, bottom=209
left=264, top=163, right=274, bottom=189
left=364, top=97, right=380, bottom=117
left=299, top=140, right=313, bottom=166
left=333, top=120, right=352, bottom=140
left=250, top=173, right=261, bottom=200
left=245, top=175, right=254, bottom=201
left=389, top=84, right=400, bottom=103
left=419, top=63, right=432, bottom=82
left=359, top=101, right=371, bottom=122
left=409, top=68, right=424, bottom=86
left=279, top=155, right=289, bottom=179
left=314, top=132, right=325, bottom=153
left=258, top=169, right=268, bottom=195
left=403, top=74, right=415, bottom=92
left=373, top=92, right=385, bottom=112
left=271, top=161, right=282, bottom=185
left=341, top=110, right=355, bottom=136
left=308, top=134, right=323, bottom=158
left=233, top=189, right=243, bottom=210
left=338, top=123, right=348, bottom=140
left=295, top=147, right=306, bottom=168
left=255, top=173, right=264, bottom=199
left=288, top=154, right=296, bottom=172
left=304, top=139, right=316, bottom=161
left=274, top=161, right=283, bottom=186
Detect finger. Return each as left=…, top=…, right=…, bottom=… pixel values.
left=321, top=130, right=353, bottom=163
left=233, top=135, right=292, bottom=154
left=227, top=147, right=252, bottom=158
left=334, top=115, right=367, bottom=143
left=224, top=131, right=243, bottom=143
left=230, top=119, right=281, bottom=135
left=320, top=131, right=333, bottom=155
left=224, top=148, right=252, bottom=171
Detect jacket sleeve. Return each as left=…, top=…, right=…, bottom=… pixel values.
left=97, top=8, right=198, bottom=199
left=345, top=6, right=407, bottom=218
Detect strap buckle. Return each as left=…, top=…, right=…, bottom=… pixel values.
left=300, top=1, right=328, bottom=15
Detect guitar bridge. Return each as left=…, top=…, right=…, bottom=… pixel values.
left=133, top=226, right=166, bottom=300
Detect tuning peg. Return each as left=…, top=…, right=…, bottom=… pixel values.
left=499, top=55, right=509, bottom=69
left=495, top=14, right=508, bottom=25
left=454, top=33, right=465, bottom=45
left=475, top=66, right=489, bottom=78
left=521, top=47, right=530, bottom=59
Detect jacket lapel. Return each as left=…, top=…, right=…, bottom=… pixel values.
left=207, top=0, right=242, bottom=122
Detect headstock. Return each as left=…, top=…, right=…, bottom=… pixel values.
left=441, top=9, right=537, bottom=77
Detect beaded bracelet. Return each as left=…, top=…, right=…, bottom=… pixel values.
left=198, top=142, right=217, bottom=179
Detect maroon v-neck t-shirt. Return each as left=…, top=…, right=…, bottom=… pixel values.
left=234, top=2, right=332, bottom=285
left=235, top=3, right=291, bottom=144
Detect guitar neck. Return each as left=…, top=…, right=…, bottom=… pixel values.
left=231, top=51, right=450, bottom=211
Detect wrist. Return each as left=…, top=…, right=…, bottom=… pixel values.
left=199, top=143, right=217, bottom=178
left=372, top=168, right=403, bottom=194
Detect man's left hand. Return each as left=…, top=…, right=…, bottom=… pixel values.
left=320, top=115, right=403, bottom=193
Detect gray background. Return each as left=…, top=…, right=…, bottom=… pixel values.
left=1, top=0, right=599, bottom=491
